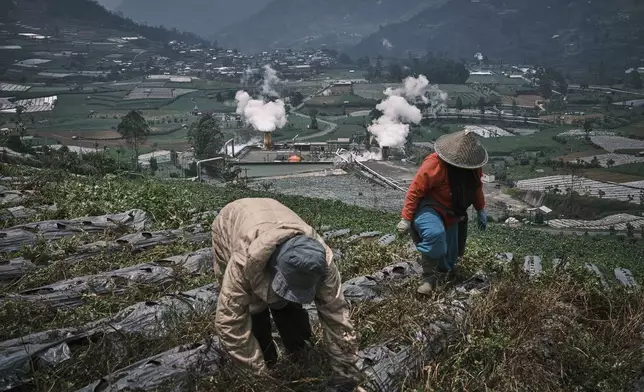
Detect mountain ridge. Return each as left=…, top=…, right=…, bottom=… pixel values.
left=352, top=0, right=644, bottom=75
left=116, top=0, right=273, bottom=39
left=214, top=0, right=443, bottom=53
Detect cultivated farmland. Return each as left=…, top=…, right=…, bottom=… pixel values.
left=571, top=153, right=644, bottom=167
left=591, top=136, right=644, bottom=152
left=516, top=175, right=644, bottom=203
left=546, top=213, right=644, bottom=230
left=123, top=88, right=197, bottom=100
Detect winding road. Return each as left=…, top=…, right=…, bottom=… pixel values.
left=289, top=112, right=339, bottom=141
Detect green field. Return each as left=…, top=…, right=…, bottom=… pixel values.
left=163, top=92, right=234, bottom=113
left=481, top=127, right=602, bottom=157
left=315, top=68, right=366, bottom=80
left=614, top=120, right=644, bottom=138
left=353, top=83, right=489, bottom=108
left=605, top=162, right=644, bottom=177
left=305, top=94, right=376, bottom=107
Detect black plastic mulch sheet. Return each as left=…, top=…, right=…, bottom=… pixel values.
left=0, top=283, right=220, bottom=391
left=0, top=225, right=211, bottom=282
left=0, top=209, right=151, bottom=253
left=1, top=248, right=214, bottom=309
left=75, top=339, right=225, bottom=392
left=73, top=268, right=490, bottom=392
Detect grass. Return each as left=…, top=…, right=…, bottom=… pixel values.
left=613, top=120, right=644, bottom=138
left=425, top=269, right=644, bottom=391
left=506, top=164, right=556, bottom=180
left=604, top=162, right=644, bottom=178
left=585, top=167, right=644, bottom=183
left=2, top=165, right=644, bottom=391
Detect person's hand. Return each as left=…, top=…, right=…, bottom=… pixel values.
left=396, top=219, right=411, bottom=233
left=477, top=209, right=488, bottom=231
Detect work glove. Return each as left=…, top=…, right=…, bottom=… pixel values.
left=396, top=219, right=411, bottom=234
left=477, top=209, right=488, bottom=231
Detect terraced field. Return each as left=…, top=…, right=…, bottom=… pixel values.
left=0, top=167, right=643, bottom=391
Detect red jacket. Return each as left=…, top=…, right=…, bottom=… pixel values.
left=402, top=153, right=485, bottom=227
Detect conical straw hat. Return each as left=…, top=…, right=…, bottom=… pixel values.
left=434, top=129, right=488, bottom=169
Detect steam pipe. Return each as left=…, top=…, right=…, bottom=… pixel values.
left=335, top=149, right=405, bottom=192
left=196, top=157, right=224, bottom=183
left=223, top=138, right=235, bottom=159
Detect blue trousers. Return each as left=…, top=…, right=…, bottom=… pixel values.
left=412, top=205, right=459, bottom=272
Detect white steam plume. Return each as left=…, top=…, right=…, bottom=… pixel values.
left=384, top=75, right=430, bottom=103
left=369, top=75, right=447, bottom=148
left=261, top=65, right=280, bottom=98
left=235, top=91, right=287, bottom=133
left=368, top=95, right=422, bottom=148
left=475, top=52, right=484, bottom=61
left=241, top=67, right=254, bottom=86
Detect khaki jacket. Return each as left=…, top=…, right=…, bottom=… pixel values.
left=211, top=198, right=359, bottom=380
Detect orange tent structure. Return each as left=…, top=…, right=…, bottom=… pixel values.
left=288, top=155, right=302, bottom=163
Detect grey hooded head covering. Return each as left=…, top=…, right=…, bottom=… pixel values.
left=270, top=235, right=327, bottom=304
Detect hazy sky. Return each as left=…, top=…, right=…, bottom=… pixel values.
left=97, top=0, right=123, bottom=11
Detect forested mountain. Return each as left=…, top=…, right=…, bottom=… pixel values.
left=116, top=0, right=272, bottom=38
left=215, top=0, right=443, bottom=53
left=353, top=0, right=644, bottom=75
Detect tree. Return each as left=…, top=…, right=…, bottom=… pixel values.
left=149, top=157, right=158, bottom=173
left=455, top=97, right=464, bottom=119
left=290, top=91, right=305, bottom=107
left=309, top=108, right=319, bottom=130
left=337, top=52, right=352, bottom=65
left=227, top=90, right=236, bottom=100
left=477, top=97, right=486, bottom=115
left=15, top=106, right=24, bottom=122
left=188, top=113, right=224, bottom=160
left=356, top=56, right=370, bottom=69
left=117, top=110, right=150, bottom=164
left=511, top=99, right=518, bottom=116
left=628, top=70, right=642, bottom=89
left=374, top=55, right=383, bottom=79
left=583, top=119, right=593, bottom=140
left=215, top=92, right=224, bottom=103
left=606, top=158, right=615, bottom=168
left=536, top=66, right=567, bottom=98
left=388, top=63, right=404, bottom=82
left=369, top=106, right=383, bottom=121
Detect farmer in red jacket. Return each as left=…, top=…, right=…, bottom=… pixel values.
left=397, top=130, right=488, bottom=294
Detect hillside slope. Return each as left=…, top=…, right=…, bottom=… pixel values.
left=215, top=0, right=445, bottom=53
left=2, top=0, right=207, bottom=45
left=0, top=163, right=642, bottom=391
left=116, top=0, right=272, bottom=39
left=353, top=0, right=644, bottom=75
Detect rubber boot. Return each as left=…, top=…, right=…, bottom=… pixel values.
left=418, top=256, right=440, bottom=295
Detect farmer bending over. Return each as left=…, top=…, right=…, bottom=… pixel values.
left=211, top=198, right=362, bottom=391
left=397, top=130, right=488, bottom=294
